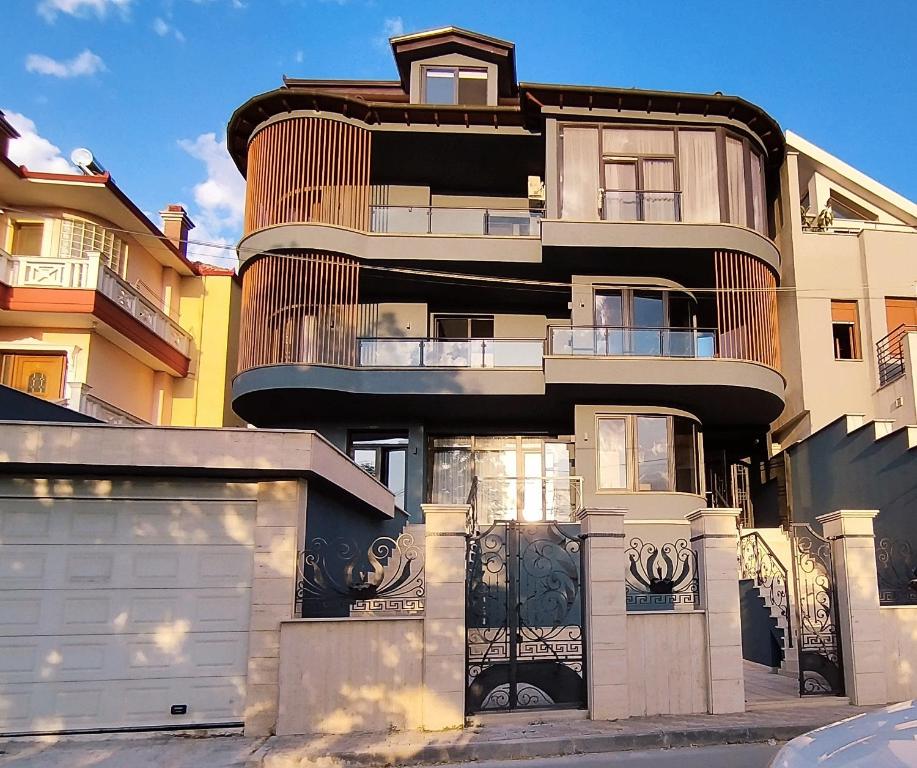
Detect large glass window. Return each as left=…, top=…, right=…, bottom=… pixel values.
left=596, top=414, right=701, bottom=494
left=636, top=416, right=670, bottom=491
left=430, top=436, right=575, bottom=523
left=423, top=67, right=488, bottom=105
left=560, top=124, right=769, bottom=233
left=349, top=433, right=408, bottom=509
left=434, top=315, right=494, bottom=339
left=597, top=418, right=628, bottom=490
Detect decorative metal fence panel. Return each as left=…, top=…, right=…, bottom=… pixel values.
left=876, top=537, right=917, bottom=605
left=625, top=538, right=700, bottom=611
left=297, top=528, right=425, bottom=617
left=466, top=522, right=586, bottom=713
left=790, top=524, right=845, bottom=696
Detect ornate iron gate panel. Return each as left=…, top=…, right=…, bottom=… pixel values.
left=790, top=524, right=845, bottom=696
left=466, top=522, right=586, bottom=713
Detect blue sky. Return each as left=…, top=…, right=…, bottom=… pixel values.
left=2, top=0, right=915, bottom=264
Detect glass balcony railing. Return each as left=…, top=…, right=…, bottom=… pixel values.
left=473, top=476, right=584, bottom=524
left=369, top=206, right=543, bottom=236
left=358, top=337, right=544, bottom=368
left=602, top=190, right=682, bottom=223
left=549, top=326, right=717, bottom=358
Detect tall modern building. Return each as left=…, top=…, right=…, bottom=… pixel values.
left=229, top=26, right=785, bottom=529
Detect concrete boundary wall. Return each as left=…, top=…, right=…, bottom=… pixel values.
left=627, top=612, right=708, bottom=717
left=276, top=617, right=424, bottom=735
left=881, top=606, right=917, bottom=703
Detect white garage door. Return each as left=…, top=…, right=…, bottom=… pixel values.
left=0, top=483, right=255, bottom=734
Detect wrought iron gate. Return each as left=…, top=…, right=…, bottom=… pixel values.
left=790, top=524, right=845, bottom=696
left=465, top=522, right=586, bottom=713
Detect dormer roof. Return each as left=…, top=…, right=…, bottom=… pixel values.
left=389, top=26, right=517, bottom=96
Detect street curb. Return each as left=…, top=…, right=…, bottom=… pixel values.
left=257, top=723, right=807, bottom=766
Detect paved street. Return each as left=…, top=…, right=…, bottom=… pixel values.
left=436, top=743, right=781, bottom=767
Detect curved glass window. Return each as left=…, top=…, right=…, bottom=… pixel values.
left=559, top=124, right=769, bottom=235
left=596, top=414, right=700, bottom=494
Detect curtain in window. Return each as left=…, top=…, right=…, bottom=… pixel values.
left=561, top=126, right=600, bottom=220
left=430, top=447, right=472, bottom=505
left=642, top=159, right=676, bottom=221
left=750, top=150, right=766, bottom=234
left=677, top=131, right=720, bottom=223
left=602, top=162, right=637, bottom=221
left=726, top=136, right=747, bottom=227
left=597, top=418, right=627, bottom=489
left=603, top=128, right=675, bottom=155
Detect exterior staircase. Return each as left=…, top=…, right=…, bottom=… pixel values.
left=739, top=526, right=799, bottom=679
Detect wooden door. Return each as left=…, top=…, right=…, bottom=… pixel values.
left=1, top=354, right=66, bottom=400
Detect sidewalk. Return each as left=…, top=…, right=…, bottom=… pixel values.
left=0, top=701, right=872, bottom=768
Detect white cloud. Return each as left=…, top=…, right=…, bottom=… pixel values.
left=37, top=0, right=132, bottom=22
left=25, top=50, right=106, bottom=78
left=294, top=50, right=304, bottom=64
left=375, top=16, right=404, bottom=50
left=2, top=110, right=76, bottom=173
left=177, top=133, right=245, bottom=264
left=153, top=17, right=185, bottom=42
left=383, top=16, right=404, bottom=38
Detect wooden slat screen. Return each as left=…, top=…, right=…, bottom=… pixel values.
left=238, top=252, right=360, bottom=372
left=714, top=250, right=779, bottom=370
left=243, top=116, right=371, bottom=235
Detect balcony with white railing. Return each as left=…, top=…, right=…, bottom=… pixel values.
left=0, top=250, right=192, bottom=358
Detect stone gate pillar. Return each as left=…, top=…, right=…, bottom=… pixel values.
left=817, top=509, right=888, bottom=706
left=687, top=508, right=745, bottom=714
left=421, top=504, right=468, bottom=730
left=577, top=507, right=628, bottom=720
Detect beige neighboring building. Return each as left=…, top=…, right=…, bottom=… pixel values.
left=774, top=130, right=917, bottom=447
left=0, top=111, right=241, bottom=427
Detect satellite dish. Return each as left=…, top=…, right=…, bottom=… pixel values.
left=70, top=148, right=106, bottom=175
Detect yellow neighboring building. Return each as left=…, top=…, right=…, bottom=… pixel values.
left=0, top=111, right=240, bottom=426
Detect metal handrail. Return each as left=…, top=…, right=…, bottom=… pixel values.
left=369, top=205, right=543, bottom=236
left=601, top=189, right=683, bottom=222
left=739, top=531, right=792, bottom=648
left=358, top=336, right=545, bottom=369
left=877, top=323, right=917, bottom=387
left=548, top=325, right=717, bottom=358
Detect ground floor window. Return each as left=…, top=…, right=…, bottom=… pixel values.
left=349, top=432, right=408, bottom=509
left=429, top=435, right=576, bottom=524
left=596, top=414, right=700, bottom=494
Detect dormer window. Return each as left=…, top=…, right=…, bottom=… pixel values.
left=423, top=66, right=488, bottom=105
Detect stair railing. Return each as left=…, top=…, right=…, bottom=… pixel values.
left=739, top=531, right=793, bottom=648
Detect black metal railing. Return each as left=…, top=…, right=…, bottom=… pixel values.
left=876, top=537, right=917, bottom=605
left=369, top=205, right=544, bottom=236
left=297, top=530, right=424, bottom=617
left=739, top=531, right=792, bottom=647
left=625, top=538, right=700, bottom=611
left=602, top=190, right=683, bottom=223
left=877, top=324, right=916, bottom=386
left=549, top=326, right=717, bottom=358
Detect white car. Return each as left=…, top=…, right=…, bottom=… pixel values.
left=770, top=701, right=917, bottom=767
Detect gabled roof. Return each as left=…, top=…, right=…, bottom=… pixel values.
left=389, top=26, right=517, bottom=95
left=787, top=130, right=917, bottom=224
